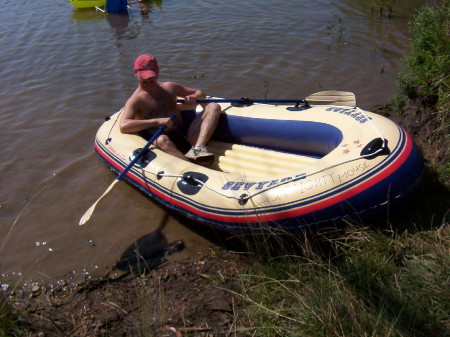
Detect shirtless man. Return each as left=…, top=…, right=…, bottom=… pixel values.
left=120, top=54, right=221, bottom=165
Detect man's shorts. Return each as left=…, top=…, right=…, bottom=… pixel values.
left=139, top=128, right=191, bottom=154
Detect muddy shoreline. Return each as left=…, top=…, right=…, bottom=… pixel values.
left=2, top=248, right=248, bottom=336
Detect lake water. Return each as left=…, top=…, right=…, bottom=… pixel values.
left=0, top=0, right=424, bottom=285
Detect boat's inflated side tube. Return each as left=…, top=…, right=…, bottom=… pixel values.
left=181, top=110, right=343, bottom=157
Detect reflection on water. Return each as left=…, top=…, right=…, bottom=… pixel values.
left=0, top=0, right=424, bottom=285
left=71, top=6, right=136, bottom=41
left=107, top=12, right=132, bottom=41
left=71, top=8, right=106, bottom=21
left=137, top=0, right=163, bottom=16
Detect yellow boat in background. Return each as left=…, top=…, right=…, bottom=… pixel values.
left=70, top=0, right=105, bottom=8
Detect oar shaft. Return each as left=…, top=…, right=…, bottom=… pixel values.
left=177, top=98, right=305, bottom=105
left=176, top=91, right=356, bottom=107
left=116, top=115, right=174, bottom=181
left=116, top=128, right=164, bottom=180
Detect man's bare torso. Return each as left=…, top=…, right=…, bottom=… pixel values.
left=134, top=83, right=177, bottom=120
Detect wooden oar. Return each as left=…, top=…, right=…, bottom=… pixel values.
left=79, top=115, right=175, bottom=226
left=177, top=91, right=356, bottom=107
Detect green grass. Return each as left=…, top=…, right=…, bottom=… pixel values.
left=234, top=223, right=449, bottom=337
left=395, top=0, right=450, bottom=117
left=393, top=0, right=449, bottom=184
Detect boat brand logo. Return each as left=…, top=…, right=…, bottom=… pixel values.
left=327, top=107, right=372, bottom=124
left=220, top=161, right=370, bottom=192
left=221, top=174, right=307, bottom=191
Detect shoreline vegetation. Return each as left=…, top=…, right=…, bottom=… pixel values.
left=1, top=1, right=449, bottom=336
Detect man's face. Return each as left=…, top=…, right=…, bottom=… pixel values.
left=138, top=73, right=158, bottom=90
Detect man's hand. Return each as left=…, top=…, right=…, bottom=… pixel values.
left=184, top=95, right=198, bottom=105
left=162, top=117, right=175, bottom=129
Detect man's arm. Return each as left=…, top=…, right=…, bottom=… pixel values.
left=119, top=97, right=173, bottom=134
left=173, top=83, right=206, bottom=105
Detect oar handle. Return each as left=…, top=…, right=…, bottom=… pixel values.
left=177, top=98, right=306, bottom=105
left=116, top=114, right=175, bottom=181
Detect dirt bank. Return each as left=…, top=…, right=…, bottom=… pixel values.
left=2, top=248, right=249, bottom=336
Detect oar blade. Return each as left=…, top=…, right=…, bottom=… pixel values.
left=79, top=179, right=119, bottom=225
left=79, top=203, right=96, bottom=226
left=306, top=90, right=356, bottom=107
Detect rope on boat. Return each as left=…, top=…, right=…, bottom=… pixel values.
left=137, top=106, right=388, bottom=203
left=105, top=108, right=123, bottom=145
left=142, top=146, right=386, bottom=202
left=356, top=107, right=387, bottom=150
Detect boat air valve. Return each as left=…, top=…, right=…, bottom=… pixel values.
left=184, top=175, right=198, bottom=185
left=239, top=194, right=249, bottom=205
left=360, top=138, right=390, bottom=159
left=177, top=172, right=209, bottom=195
left=129, top=148, right=157, bottom=168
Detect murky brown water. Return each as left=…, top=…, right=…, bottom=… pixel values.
left=0, top=0, right=424, bottom=284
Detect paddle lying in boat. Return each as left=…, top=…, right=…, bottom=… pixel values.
left=79, top=115, right=175, bottom=225
left=177, top=91, right=356, bottom=107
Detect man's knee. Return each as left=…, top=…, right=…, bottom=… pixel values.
left=204, top=102, right=221, bottom=119
left=208, top=102, right=221, bottom=114
left=154, top=134, right=171, bottom=150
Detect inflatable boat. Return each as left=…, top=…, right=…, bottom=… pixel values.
left=70, top=0, right=105, bottom=8
left=93, top=92, right=424, bottom=232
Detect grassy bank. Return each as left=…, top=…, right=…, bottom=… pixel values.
left=394, top=0, right=449, bottom=180
left=234, top=222, right=448, bottom=336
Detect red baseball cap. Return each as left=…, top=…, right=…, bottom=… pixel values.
left=134, top=54, right=159, bottom=79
